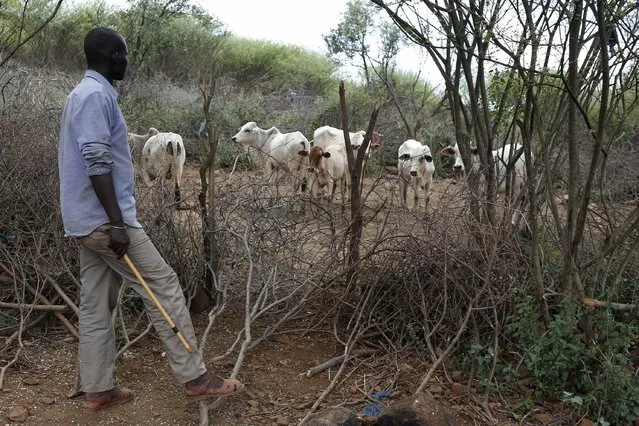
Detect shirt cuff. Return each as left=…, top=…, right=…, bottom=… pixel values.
left=87, top=164, right=113, bottom=176
left=82, top=148, right=113, bottom=176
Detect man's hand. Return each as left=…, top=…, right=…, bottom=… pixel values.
left=108, top=227, right=130, bottom=258
left=89, top=172, right=129, bottom=258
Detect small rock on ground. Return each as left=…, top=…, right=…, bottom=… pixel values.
left=451, top=382, right=466, bottom=396
left=534, top=413, right=553, bottom=424
left=305, top=406, right=361, bottom=426
left=22, top=377, right=40, bottom=386
left=276, top=415, right=289, bottom=425
left=378, top=391, right=457, bottom=426
left=39, top=396, right=55, bottom=405
left=7, top=406, right=29, bottom=422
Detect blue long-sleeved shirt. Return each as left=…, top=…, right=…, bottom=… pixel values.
left=58, top=70, right=141, bottom=237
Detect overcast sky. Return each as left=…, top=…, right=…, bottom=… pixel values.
left=100, top=0, right=443, bottom=88
left=206, top=0, right=442, bottom=86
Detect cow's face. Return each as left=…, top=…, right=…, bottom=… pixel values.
left=306, top=146, right=324, bottom=173
left=400, top=147, right=432, bottom=177
left=352, top=131, right=382, bottom=159
left=441, top=143, right=469, bottom=177
left=370, top=131, right=382, bottom=154
left=232, top=122, right=259, bottom=146
left=306, top=146, right=331, bottom=187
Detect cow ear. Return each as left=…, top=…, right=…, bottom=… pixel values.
left=298, top=150, right=308, bottom=156
left=322, top=152, right=331, bottom=158
left=441, top=147, right=455, bottom=156
left=471, top=147, right=479, bottom=156
left=371, top=143, right=380, bottom=151
left=424, top=154, right=433, bottom=162
left=399, top=153, right=410, bottom=160
left=149, top=127, right=159, bottom=136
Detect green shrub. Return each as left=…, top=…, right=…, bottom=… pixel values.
left=507, top=297, right=639, bottom=424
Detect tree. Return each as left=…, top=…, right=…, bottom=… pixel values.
left=0, top=0, right=64, bottom=68
left=117, top=0, right=190, bottom=75
left=324, top=0, right=377, bottom=88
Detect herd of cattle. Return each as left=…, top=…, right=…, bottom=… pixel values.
left=127, top=122, right=528, bottom=217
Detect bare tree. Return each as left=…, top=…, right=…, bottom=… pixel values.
left=372, top=0, right=639, bottom=314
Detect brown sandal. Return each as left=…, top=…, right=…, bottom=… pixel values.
left=185, top=372, right=245, bottom=403
left=84, top=387, right=135, bottom=414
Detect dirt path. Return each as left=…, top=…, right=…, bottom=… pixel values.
left=0, top=306, right=557, bottom=425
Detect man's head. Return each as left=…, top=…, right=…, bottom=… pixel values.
left=84, top=27, right=129, bottom=82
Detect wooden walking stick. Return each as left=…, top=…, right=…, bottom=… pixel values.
left=123, top=254, right=192, bottom=353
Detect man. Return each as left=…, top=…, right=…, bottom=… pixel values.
left=58, top=27, right=244, bottom=415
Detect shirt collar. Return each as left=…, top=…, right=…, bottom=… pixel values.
left=84, top=69, right=118, bottom=100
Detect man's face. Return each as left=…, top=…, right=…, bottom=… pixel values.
left=112, top=37, right=129, bottom=81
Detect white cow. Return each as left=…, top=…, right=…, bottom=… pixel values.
left=312, top=125, right=382, bottom=160
left=127, top=127, right=159, bottom=165
left=140, top=131, right=186, bottom=203
left=441, top=142, right=529, bottom=225
left=231, top=122, right=310, bottom=195
left=440, top=142, right=527, bottom=195
left=298, top=145, right=350, bottom=204
left=397, top=139, right=436, bottom=211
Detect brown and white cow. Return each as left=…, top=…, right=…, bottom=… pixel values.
left=298, top=145, right=350, bottom=204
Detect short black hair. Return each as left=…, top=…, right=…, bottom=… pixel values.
left=84, top=27, right=126, bottom=68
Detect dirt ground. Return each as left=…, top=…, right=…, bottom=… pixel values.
left=0, top=308, right=564, bottom=426
left=1, top=164, right=572, bottom=425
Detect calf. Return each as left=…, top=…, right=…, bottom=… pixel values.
left=140, top=131, right=186, bottom=203
left=298, top=145, right=350, bottom=204
left=232, top=122, right=310, bottom=196
left=397, top=139, right=436, bottom=211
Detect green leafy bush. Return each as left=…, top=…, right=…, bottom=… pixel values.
left=507, top=297, right=639, bottom=424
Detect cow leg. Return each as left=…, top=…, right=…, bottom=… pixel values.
left=142, top=170, right=154, bottom=188
left=174, top=182, right=181, bottom=203
left=422, top=180, right=431, bottom=214
left=340, top=178, right=347, bottom=205
left=329, top=180, right=337, bottom=204
left=399, top=177, right=407, bottom=208
left=345, top=176, right=351, bottom=204
left=293, top=173, right=300, bottom=193
left=411, top=177, right=419, bottom=210
left=510, top=184, right=527, bottom=228
left=266, top=167, right=277, bottom=204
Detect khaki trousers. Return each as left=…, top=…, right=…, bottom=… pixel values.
left=77, top=224, right=206, bottom=393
